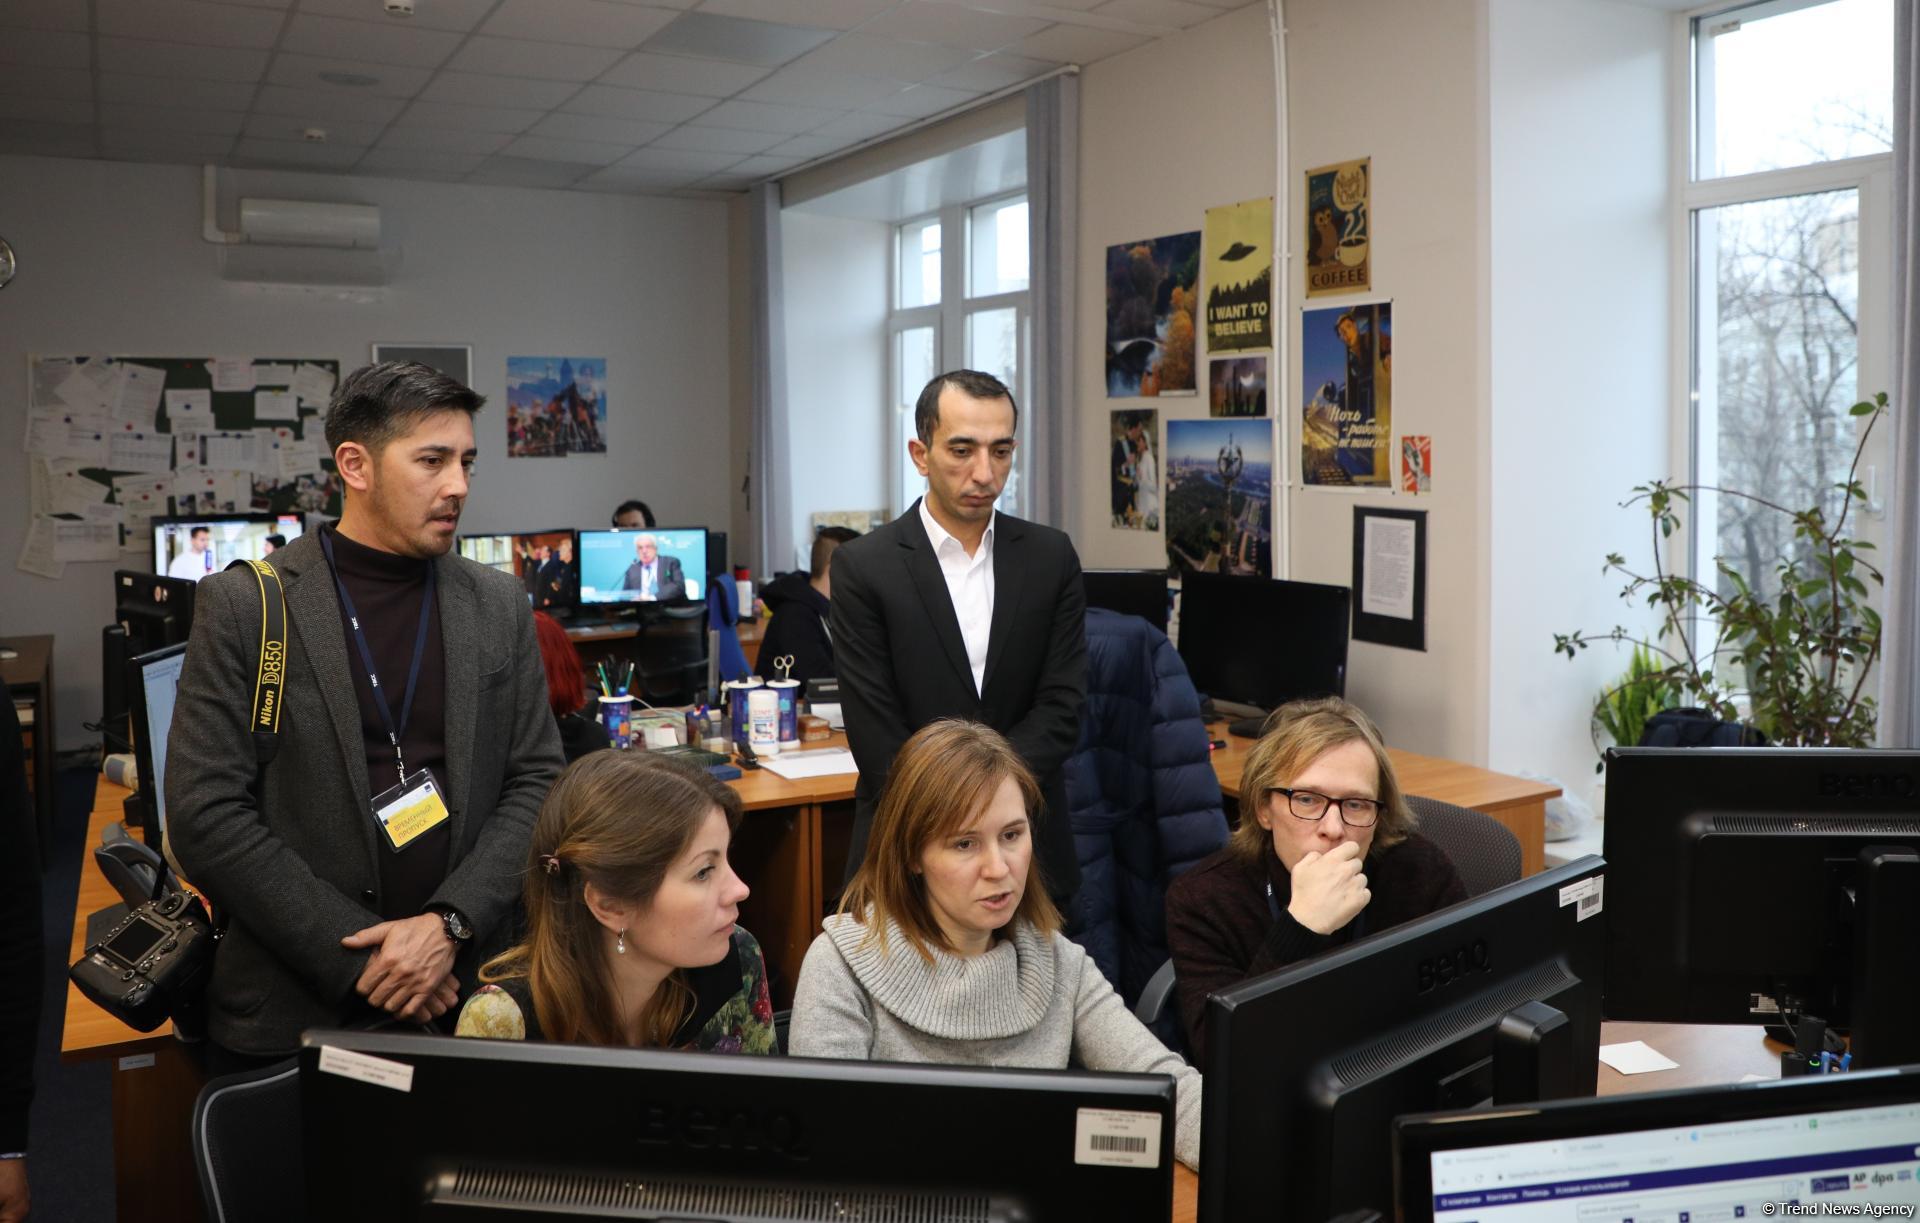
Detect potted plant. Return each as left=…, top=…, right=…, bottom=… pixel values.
left=1589, top=644, right=1685, bottom=772
left=1554, top=392, right=1888, bottom=749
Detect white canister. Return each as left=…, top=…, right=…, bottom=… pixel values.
left=748, top=686, right=780, bottom=756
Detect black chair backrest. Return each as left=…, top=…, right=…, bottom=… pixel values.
left=1405, top=794, right=1522, bottom=898
left=192, top=1057, right=302, bottom=1223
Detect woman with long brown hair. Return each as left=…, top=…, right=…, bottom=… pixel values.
left=789, top=719, right=1202, bottom=1168
left=455, top=750, right=775, bottom=1053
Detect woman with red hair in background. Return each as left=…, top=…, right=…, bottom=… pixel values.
left=533, top=611, right=610, bottom=763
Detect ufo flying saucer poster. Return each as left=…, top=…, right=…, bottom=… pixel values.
left=1106, top=230, right=1200, bottom=397
left=1204, top=198, right=1272, bottom=352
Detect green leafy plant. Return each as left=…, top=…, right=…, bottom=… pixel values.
left=1588, top=644, right=1686, bottom=772
left=1554, top=392, right=1888, bottom=750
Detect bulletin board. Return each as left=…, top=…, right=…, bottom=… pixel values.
left=20, top=354, right=342, bottom=579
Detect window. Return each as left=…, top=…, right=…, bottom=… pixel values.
left=888, top=192, right=1031, bottom=517
left=1685, top=0, right=1892, bottom=618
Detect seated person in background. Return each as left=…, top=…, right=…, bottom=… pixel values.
left=612, top=500, right=656, bottom=530
left=790, top=719, right=1201, bottom=1169
left=532, top=612, right=608, bottom=763
left=456, top=751, right=776, bottom=1053
left=756, top=527, right=857, bottom=685
left=1165, top=697, right=1465, bottom=1063
left=621, top=533, right=684, bottom=602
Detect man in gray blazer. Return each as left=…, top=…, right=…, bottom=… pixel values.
left=168, top=362, right=563, bottom=1065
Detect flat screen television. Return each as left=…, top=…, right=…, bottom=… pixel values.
left=1083, top=569, right=1170, bottom=634
left=1177, top=572, right=1348, bottom=717
left=577, top=526, right=708, bottom=607
left=456, top=529, right=577, bottom=610
left=152, top=513, right=302, bottom=582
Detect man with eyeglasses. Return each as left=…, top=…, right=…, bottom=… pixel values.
left=1161, top=697, right=1467, bottom=1061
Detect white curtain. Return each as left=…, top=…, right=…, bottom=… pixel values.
left=748, top=182, right=793, bottom=580
left=1881, top=5, right=1920, bottom=746
left=1025, top=74, right=1078, bottom=530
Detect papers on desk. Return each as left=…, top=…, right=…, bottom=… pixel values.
left=759, top=748, right=858, bottom=781
left=1597, top=1040, right=1680, bottom=1075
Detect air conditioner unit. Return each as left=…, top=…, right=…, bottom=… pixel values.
left=202, top=165, right=395, bottom=288
left=237, top=197, right=380, bottom=249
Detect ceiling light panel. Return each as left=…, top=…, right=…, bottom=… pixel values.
left=641, top=13, right=834, bottom=68
left=480, top=0, right=680, bottom=49
left=447, top=37, right=626, bottom=82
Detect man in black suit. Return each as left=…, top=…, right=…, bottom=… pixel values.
left=620, top=533, right=685, bottom=601
left=830, top=369, right=1087, bottom=909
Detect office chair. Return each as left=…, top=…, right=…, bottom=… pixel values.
left=1133, top=959, right=1179, bottom=1031
left=1405, top=794, right=1522, bottom=897
left=192, top=1056, right=302, bottom=1223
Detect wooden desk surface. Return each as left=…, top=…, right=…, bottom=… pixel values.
left=62, top=779, right=182, bottom=1061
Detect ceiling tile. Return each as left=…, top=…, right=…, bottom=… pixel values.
left=859, top=4, right=1051, bottom=51
left=1095, top=0, right=1221, bottom=28
left=297, top=0, right=496, bottom=31
left=0, top=95, right=90, bottom=124
left=725, top=152, right=802, bottom=176
left=375, top=125, right=512, bottom=154
left=279, top=13, right=463, bottom=67
left=100, top=103, right=247, bottom=134
left=447, top=37, right=626, bottom=82
left=233, top=137, right=370, bottom=167
left=690, top=172, right=753, bottom=190
left=597, top=50, right=770, bottom=97
left=864, top=82, right=977, bottom=118
left=243, top=113, right=389, bottom=146
left=929, top=51, right=1053, bottom=92
left=480, top=0, right=679, bottom=49
left=96, top=0, right=284, bottom=49
left=0, top=27, right=89, bottom=68
left=785, top=32, right=975, bottom=84
left=266, top=53, right=434, bottom=96
left=422, top=72, right=582, bottom=110
left=766, top=132, right=852, bottom=159
left=467, top=154, right=599, bottom=187
left=0, top=65, right=93, bottom=101
left=1011, top=24, right=1150, bottom=63
left=0, top=135, right=97, bottom=160
left=641, top=12, right=834, bottom=67
left=613, top=145, right=742, bottom=175
left=97, top=38, right=270, bottom=82
left=530, top=111, right=674, bottom=144
left=576, top=167, right=695, bottom=192
left=563, top=83, right=714, bottom=123
left=805, top=109, right=906, bottom=140
left=97, top=73, right=257, bottom=109
left=0, top=0, right=91, bottom=31
left=100, top=129, right=238, bottom=157
left=647, top=124, right=784, bottom=154
left=694, top=0, right=899, bottom=30
left=695, top=97, right=842, bottom=134
left=501, top=133, right=631, bottom=164
left=355, top=148, right=488, bottom=177
left=254, top=84, right=408, bottom=124
left=0, top=118, right=94, bottom=144
left=740, top=66, right=902, bottom=110
left=393, top=99, right=547, bottom=133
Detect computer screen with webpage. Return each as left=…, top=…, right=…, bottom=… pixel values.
left=1427, top=1097, right=1920, bottom=1220
left=134, top=647, right=185, bottom=839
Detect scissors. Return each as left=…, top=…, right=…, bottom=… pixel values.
left=771, top=654, right=796, bottom=682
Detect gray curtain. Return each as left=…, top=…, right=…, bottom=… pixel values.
left=1025, top=74, right=1078, bottom=530
left=1883, top=5, right=1920, bottom=747
left=748, top=182, right=793, bottom=580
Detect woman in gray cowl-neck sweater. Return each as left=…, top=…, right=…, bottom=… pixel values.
left=790, top=720, right=1203, bottom=1170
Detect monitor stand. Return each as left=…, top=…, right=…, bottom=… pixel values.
left=1209, top=697, right=1268, bottom=738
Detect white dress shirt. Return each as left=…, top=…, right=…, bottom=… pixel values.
left=918, top=497, right=995, bottom=697
left=168, top=547, right=211, bottom=581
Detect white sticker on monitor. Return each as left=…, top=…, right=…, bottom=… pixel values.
left=318, top=1045, right=414, bottom=1093
left=1558, top=875, right=1604, bottom=921
left=1074, top=1107, right=1162, bottom=1169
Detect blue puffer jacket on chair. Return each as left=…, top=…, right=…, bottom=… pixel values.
left=1065, top=608, right=1229, bottom=1022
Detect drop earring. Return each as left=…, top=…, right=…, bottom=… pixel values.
left=616, top=928, right=627, bottom=954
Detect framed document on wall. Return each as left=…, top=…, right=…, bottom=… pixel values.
left=1351, top=505, right=1426, bottom=651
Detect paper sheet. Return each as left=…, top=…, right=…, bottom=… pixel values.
left=114, top=363, right=166, bottom=424
left=164, top=388, right=211, bottom=436
left=29, top=357, right=84, bottom=410
left=276, top=436, right=321, bottom=481
left=52, top=507, right=121, bottom=563
left=107, top=429, right=174, bottom=474
left=1597, top=1040, right=1680, bottom=1075
left=254, top=362, right=295, bottom=387
left=758, top=748, right=859, bottom=780
left=254, top=389, right=298, bottom=422
left=209, top=357, right=255, bottom=392
left=37, top=458, right=107, bottom=516
left=114, top=477, right=169, bottom=547
left=292, top=362, right=336, bottom=405
left=54, top=360, right=118, bottom=414
left=16, top=517, right=64, bottom=579
left=200, top=430, right=266, bottom=473
left=26, top=412, right=109, bottom=465
left=1360, top=516, right=1417, bottom=620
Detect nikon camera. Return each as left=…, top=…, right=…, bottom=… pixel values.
left=70, top=889, right=217, bottom=1037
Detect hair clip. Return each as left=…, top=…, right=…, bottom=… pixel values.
left=540, top=853, right=562, bottom=876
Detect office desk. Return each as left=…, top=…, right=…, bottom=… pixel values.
left=565, top=616, right=765, bottom=672
left=2, top=634, right=55, bottom=867
left=1205, top=724, right=1559, bottom=875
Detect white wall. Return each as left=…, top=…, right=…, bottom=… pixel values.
left=1486, top=0, right=1672, bottom=798
left=0, top=154, right=734, bottom=750
left=779, top=209, right=889, bottom=574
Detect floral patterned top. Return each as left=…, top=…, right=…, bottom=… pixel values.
left=455, top=927, right=778, bottom=1055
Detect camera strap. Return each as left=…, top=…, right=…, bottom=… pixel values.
left=224, top=557, right=287, bottom=768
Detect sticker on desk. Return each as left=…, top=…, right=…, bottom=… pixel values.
left=318, top=1045, right=414, bottom=1093
left=117, top=1053, right=156, bottom=1071
left=1558, top=875, right=1604, bottom=921
left=1074, top=1107, right=1162, bottom=1169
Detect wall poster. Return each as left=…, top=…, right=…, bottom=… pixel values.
left=1165, top=418, right=1271, bottom=578
left=506, top=356, right=607, bottom=457
left=1301, top=301, right=1391, bottom=487
left=1105, top=231, right=1200, bottom=397
left=1304, top=156, right=1370, bottom=298
left=1109, top=409, right=1160, bottom=531
left=1204, top=197, right=1273, bottom=352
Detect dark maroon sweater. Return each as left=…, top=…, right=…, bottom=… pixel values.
left=1165, top=832, right=1466, bottom=1065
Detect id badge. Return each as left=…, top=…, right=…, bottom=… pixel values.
left=370, top=769, right=450, bottom=852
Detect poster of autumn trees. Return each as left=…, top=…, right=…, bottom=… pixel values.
left=1105, top=230, right=1200, bottom=397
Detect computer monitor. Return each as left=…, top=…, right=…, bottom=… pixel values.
left=300, top=1029, right=1178, bottom=1221
left=1602, top=746, right=1920, bottom=1068
left=1198, top=855, right=1609, bottom=1221
left=152, top=513, right=301, bottom=581
left=577, top=526, right=709, bottom=607
left=1394, top=1063, right=1920, bottom=1221
left=456, top=528, right=577, bottom=610
left=114, top=570, right=196, bottom=654
left=128, top=643, right=186, bottom=850
left=1084, top=569, right=1170, bottom=634
left=1177, top=572, right=1349, bottom=716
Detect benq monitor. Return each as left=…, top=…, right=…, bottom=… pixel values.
left=577, top=526, right=709, bottom=607
left=457, top=529, right=577, bottom=610
left=1177, top=573, right=1348, bottom=716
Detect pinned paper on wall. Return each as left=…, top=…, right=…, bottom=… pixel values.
left=254, top=390, right=299, bottom=422
left=35, top=458, right=107, bottom=517
left=17, top=517, right=64, bottom=579
left=115, top=363, right=167, bottom=424
left=53, top=360, right=120, bottom=415
left=209, top=357, right=256, bottom=392
left=53, top=508, right=122, bottom=563
left=292, top=362, right=336, bottom=406
left=164, top=388, right=211, bottom=437
left=26, top=413, right=109, bottom=465
left=275, top=436, right=321, bottom=482
left=254, top=362, right=296, bottom=387
left=200, top=430, right=266, bottom=472
left=107, top=429, right=174, bottom=474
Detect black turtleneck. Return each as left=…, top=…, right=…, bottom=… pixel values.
left=324, top=522, right=451, bottom=921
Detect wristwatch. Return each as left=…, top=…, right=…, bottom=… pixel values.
left=436, top=907, right=472, bottom=944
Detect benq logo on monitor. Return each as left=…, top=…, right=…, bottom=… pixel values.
left=1416, top=939, right=1491, bottom=995
left=1816, top=771, right=1918, bottom=801
left=637, top=1101, right=810, bottom=1161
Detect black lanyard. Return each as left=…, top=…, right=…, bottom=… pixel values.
left=320, top=529, right=436, bottom=788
